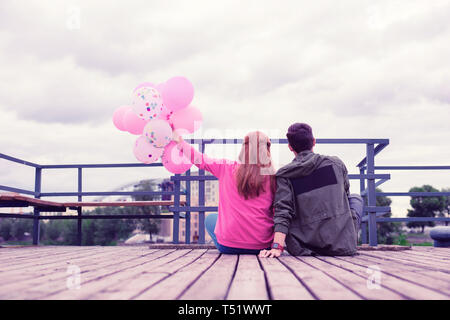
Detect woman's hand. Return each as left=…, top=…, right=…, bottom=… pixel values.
left=172, top=130, right=183, bottom=144
left=259, top=248, right=282, bottom=258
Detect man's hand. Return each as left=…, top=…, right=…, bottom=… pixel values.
left=259, top=248, right=282, bottom=258
left=259, top=232, right=286, bottom=258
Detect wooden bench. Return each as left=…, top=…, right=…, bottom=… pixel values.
left=0, top=194, right=67, bottom=212
left=0, top=193, right=185, bottom=213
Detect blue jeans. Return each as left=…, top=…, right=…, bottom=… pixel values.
left=205, top=214, right=265, bottom=255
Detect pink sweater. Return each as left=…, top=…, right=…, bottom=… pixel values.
left=178, top=141, right=274, bottom=249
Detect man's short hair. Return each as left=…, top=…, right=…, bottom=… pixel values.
left=286, top=123, right=315, bottom=153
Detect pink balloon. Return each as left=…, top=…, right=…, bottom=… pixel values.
left=162, top=76, right=194, bottom=112
left=155, top=82, right=170, bottom=122
left=123, top=109, right=148, bottom=135
left=161, top=141, right=192, bottom=174
left=171, top=105, right=203, bottom=133
left=143, top=119, right=173, bottom=148
left=157, top=104, right=174, bottom=123
left=133, top=136, right=164, bottom=164
left=133, top=82, right=154, bottom=92
left=113, top=105, right=131, bottom=131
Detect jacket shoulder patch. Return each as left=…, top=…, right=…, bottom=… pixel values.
left=289, top=165, right=338, bottom=196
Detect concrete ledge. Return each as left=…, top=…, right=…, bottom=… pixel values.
left=147, top=243, right=217, bottom=249
left=145, top=244, right=414, bottom=251
left=1, top=244, right=414, bottom=251
left=146, top=244, right=413, bottom=251
left=357, top=244, right=412, bottom=251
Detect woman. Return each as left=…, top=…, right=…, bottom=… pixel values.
left=173, top=131, right=276, bottom=254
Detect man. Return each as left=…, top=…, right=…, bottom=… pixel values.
left=260, top=123, right=363, bottom=257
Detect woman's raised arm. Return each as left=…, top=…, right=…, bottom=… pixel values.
left=173, top=133, right=233, bottom=178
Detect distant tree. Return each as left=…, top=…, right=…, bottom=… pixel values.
left=82, top=219, right=97, bottom=245
left=11, top=219, right=33, bottom=240
left=83, top=207, right=135, bottom=245
left=440, top=187, right=450, bottom=226
left=407, top=185, right=446, bottom=233
left=93, top=213, right=120, bottom=246
left=45, top=220, right=63, bottom=241
left=132, top=179, right=161, bottom=241
left=159, top=180, right=174, bottom=213
left=160, top=180, right=174, bottom=201
left=362, top=188, right=398, bottom=244
left=0, top=218, right=43, bottom=242
left=61, top=220, right=79, bottom=245
left=0, top=219, right=13, bottom=241
left=375, top=188, right=398, bottom=244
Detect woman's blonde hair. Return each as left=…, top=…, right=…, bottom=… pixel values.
left=235, top=131, right=276, bottom=199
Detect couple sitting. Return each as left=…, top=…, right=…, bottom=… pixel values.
left=173, top=123, right=363, bottom=257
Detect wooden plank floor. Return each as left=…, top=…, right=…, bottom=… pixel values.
left=0, top=246, right=448, bottom=300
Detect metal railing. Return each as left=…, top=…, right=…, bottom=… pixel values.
left=1, top=138, right=449, bottom=246
left=359, top=164, right=450, bottom=245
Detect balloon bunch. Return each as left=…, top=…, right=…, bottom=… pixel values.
left=112, top=76, right=203, bottom=174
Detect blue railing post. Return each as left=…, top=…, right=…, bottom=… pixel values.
left=185, top=169, right=191, bottom=244
left=77, top=168, right=83, bottom=246
left=198, top=142, right=206, bottom=244
left=366, top=144, right=378, bottom=246
left=173, top=174, right=180, bottom=244
left=359, top=166, right=368, bottom=244
left=32, top=167, right=42, bottom=245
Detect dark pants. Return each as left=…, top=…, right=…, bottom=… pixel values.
left=349, top=193, right=364, bottom=232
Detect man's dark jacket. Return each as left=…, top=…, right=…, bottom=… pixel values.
left=273, top=150, right=358, bottom=256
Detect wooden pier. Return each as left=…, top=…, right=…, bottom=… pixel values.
left=0, top=246, right=448, bottom=300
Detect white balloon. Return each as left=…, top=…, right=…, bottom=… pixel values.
left=132, top=86, right=164, bottom=120
left=143, top=119, right=173, bottom=148
left=133, top=136, right=164, bottom=164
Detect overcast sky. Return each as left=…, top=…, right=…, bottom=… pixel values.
left=1, top=0, right=449, bottom=216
